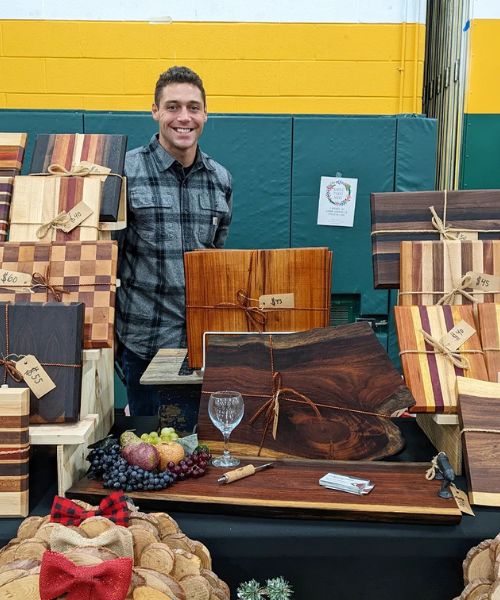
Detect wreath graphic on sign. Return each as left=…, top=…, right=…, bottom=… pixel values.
left=326, top=179, right=352, bottom=206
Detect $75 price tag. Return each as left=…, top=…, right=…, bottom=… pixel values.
left=15, top=355, right=56, bottom=399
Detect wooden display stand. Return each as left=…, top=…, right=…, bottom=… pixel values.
left=416, top=413, right=462, bottom=475
left=140, top=349, right=203, bottom=386
left=80, top=348, right=115, bottom=441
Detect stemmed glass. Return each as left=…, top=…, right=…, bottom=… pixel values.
left=208, top=391, right=244, bottom=467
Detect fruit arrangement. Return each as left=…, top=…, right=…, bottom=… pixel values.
left=86, top=429, right=211, bottom=493
left=141, top=427, right=179, bottom=444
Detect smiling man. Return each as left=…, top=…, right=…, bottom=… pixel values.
left=116, top=66, right=233, bottom=419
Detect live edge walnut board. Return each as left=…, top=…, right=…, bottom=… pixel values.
left=68, top=458, right=461, bottom=525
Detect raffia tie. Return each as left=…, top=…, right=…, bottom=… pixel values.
left=0, top=357, right=23, bottom=382
left=30, top=163, right=123, bottom=180
left=436, top=274, right=478, bottom=305
left=248, top=370, right=322, bottom=449
left=31, top=268, right=68, bottom=302
left=400, top=329, right=471, bottom=370
left=428, top=204, right=461, bottom=240
left=461, top=427, right=500, bottom=435
left=215, top=289, right=267, bottom=332
left=36, top=211, right=71, bottom=240
left=425, top=454, right=439, bottom=480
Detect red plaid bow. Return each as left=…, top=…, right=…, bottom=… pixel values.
left=39, top=551, right=132, bottom=600
left=50, top=491, right=130, bottom=527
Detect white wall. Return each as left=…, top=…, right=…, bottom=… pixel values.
left=0, top=0, right=427, bottom=23
left=470, top=0, right=500, bottom=19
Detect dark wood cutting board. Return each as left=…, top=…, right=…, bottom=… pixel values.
left=67, top=457, right=461, bottom=525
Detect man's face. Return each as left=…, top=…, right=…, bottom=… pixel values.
left=152, top=83, right=207, bottom=161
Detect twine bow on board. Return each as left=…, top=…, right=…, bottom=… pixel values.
left=36, top=211, right=71, bottom=239
left=215, top=289, right=268, bottom=332
left=31, top=267, right=68, bottom=302
left=436, top=274, right=478, bottom=305
left=429, top=204, right=461, bottom=241
left=419, top=329, right=470, bottom=370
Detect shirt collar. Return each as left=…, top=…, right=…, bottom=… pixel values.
left=148, top=134, right=215, bottom=172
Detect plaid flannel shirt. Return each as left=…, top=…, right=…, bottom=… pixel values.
left=116, top=135, right=232, bottom=359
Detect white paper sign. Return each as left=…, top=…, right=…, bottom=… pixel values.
left=317, top=176, right=358, bottom=227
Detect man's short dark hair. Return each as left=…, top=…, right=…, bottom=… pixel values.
left=154, top=66, right=206, bottom=108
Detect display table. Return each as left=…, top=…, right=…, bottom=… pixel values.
left=3, top=417, right=500, bottom=600
left=140, top=348, right=202, bottom=385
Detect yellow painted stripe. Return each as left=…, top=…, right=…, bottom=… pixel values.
left=466, top=19, right=500, bottom=113
left=0, top=20, right=425, bottom=114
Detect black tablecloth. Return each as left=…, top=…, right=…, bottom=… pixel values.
left=2, top=417, right=500, bottom=600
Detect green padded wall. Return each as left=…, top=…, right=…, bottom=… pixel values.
left=0, top=109, right=84, bottom=174
left=460, top=114, right=500, bottom=189
left=84, top=112, right=293, bottom=249
left=387, top=115, right=438, bottom=369
left=291, top=116, right=396, bottom=315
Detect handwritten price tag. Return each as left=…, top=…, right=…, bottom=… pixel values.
left=440, top=320, right=476, bottom=352
left=15, top=355, right=56, bottom=399
left=73, top=161, right=111, bottom=176
left=455, top=231, right=478, bottom=241
left=0, top=269, right=32, bottom=290
left=465, top=271, right=500, bottom=292
left=59, top=201, right=94, bottom=233
left=451, top=485, right=475, bottom=516
left=259, top=293, right=295, bottom=310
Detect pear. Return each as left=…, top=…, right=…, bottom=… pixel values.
left=119, top=430, right=142, bottom=448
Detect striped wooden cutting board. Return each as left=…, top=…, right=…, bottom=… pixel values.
left=0, top=133, right=27, bottom=176
left=185, top=247, right=332, bottom=369
left=0, top=176, right=14, bottom=242
left=395, top=305, right=488, bottom=413
left=457, top=376, right=500, bottom=507
left=0, top=388, right=29, bottom=517
left=371, top=189, right=500, bottom=288
left=30, top=133, right=126, bottom=222
left=9, top=176, right=102, bottom=242
left=399, top=240, right=500, bottom=305
left=477, top=303, right=500, bottom=383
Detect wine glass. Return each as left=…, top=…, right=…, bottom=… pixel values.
left=208, top=391, right=244, bottom=467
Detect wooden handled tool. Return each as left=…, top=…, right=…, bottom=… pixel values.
left=217, top=463, right=273, bottom=484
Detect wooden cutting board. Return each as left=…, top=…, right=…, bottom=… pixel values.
left=198, top=324, right=415, bottom=461
left=67, top=457, right=461, bottom=524
left=399, top=240, right=500, bottom=305
left=184, top=247, right=332, bottom=368
left=371, top=189, right=500, bottom=288
left=477, top=303, right=500, bottom=383
left=457, top=376, right=500, bottom=507
left=395, top=305, right=487, bottom=413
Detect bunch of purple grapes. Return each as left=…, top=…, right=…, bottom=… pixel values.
left=167, top=448, right=211, bottom=481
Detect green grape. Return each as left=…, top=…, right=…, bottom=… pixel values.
left=160, top=427, right=175, bottom=436
left=140, top=433, right=149, bottom=441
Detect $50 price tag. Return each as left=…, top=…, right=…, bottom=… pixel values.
left=15, top=355, right=56, bottom=399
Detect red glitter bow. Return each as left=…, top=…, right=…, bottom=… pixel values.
left=49, top=491, right=130, bottom=527
left=39, top=551, right=132, bottom=600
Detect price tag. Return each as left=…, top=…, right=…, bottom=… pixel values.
left=59, top=201, right=94, bottom=233
left=15, top=355, right=56, bottom=399
left=272, top=398, right=280, bottom=440
left=451, top=485, right=475, bottom=516
left=439, top=320, right=476, bottom=352
left=74, top=161, right=111, bottom=176
left=259, top=293, right=295, bottom=309
left=0, top=269, right=32, bottom=290
left=465, top=271, right=500, bottom=292
left=455, top=231, right=478, bottom=241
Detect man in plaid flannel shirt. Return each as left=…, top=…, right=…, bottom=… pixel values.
left=116, top=66, right=233, bottom=422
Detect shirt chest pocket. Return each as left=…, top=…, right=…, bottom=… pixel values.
left=129, top=188, right=176, bottom=243
left=197, top=193, right=229, bottom=246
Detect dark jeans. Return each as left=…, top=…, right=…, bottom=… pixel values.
left=118, top=344, right=201, bottom=433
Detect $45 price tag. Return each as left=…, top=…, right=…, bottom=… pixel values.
left=465, top=271, right=500, bottom=292
left=15, top=355, right=56, bottom=399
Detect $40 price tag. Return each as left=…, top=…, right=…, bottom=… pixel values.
left=15, top=355, right=56, bottom=398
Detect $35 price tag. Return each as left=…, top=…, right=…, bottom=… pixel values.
left=15, top=355, right=56, bottom=399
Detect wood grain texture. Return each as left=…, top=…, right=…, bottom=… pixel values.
left=0, top=176, right=14, bottom=241
left=9, top=176, right=102, bottom=242
left=0, top=302, right=84, bottom=424
left=457, top=376, right=500, bottom=507
left=371, top=189, right=500, bottom=288
left=395, top=305, right=488, bottom=413
left=198, top=324, right=415, bottom=461
left=477, top=303, right=500, bottom=383
left=0, top=388, right=29, bottom=517
left=185, top=248, right=332, bottom=369
left=416, top=414, right=462, bottom=475
left=0, top=133, right=27, bottom=175
left=67, top=458, right=461, bottom=525
left=400, top=240, right=500, bottom=305
left=0, top=241, right=117, bottom=348
left=140, top=349, right=203, bottom=385
left=30, top=133, right=127, bottom=222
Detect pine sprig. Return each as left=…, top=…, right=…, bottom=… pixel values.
left=237, top=577, right=293, bottom=600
